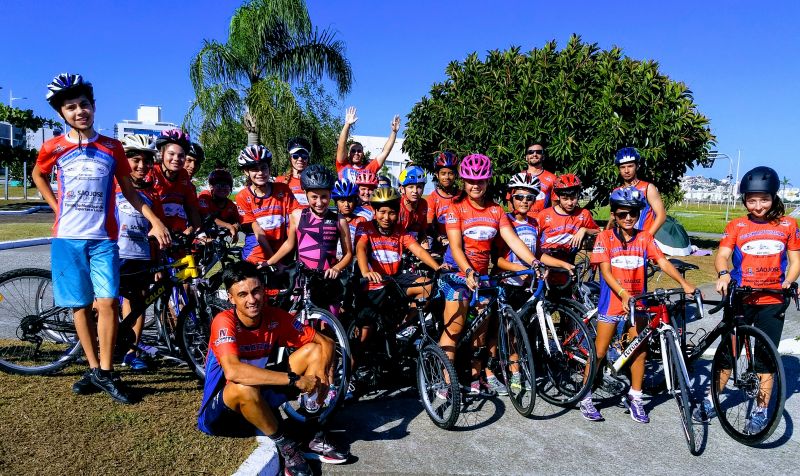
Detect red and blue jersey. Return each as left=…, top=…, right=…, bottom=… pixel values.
left=151, top=164, right=200, bottom=233
left=720, top=216, right=800, bottom=305
left=399, top=199, right=428, bottom=241
left=275, top=174, right=308, bottom=208
left=235, top=183, right=299, bottom=263
left=198, top=307, right=315, bottom=433
left=612, top=181, right=657, bottom=232
left=426, top=189, right=455, bottom=237
left=355, top=221, right=416, bottom=290
left=115, top=185, right=164, bottom=260
left=444, top=199, right=512, bottom=275
left=36, top=134, right=131, bottom=240
left=197, top=190, right=240, bottom=226
left=537, top=206, right=599, bottom=262
left=528, top=169, right=557, bottom=216
left=495, top=213, right=539, bottom=286
left=591, top=229, right=664, bottom=316
left=336, top=160, right=380, bottom=182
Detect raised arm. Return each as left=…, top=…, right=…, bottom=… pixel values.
left=336, top=107, right=358, bottom=165
left=372, top=115, right=401, bottom=168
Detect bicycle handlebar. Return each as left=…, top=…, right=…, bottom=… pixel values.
left=469, top=269, right=542, bottom=307
left=627, top=288, right=703, bottom=325
left=708, top=282, right=800, bottom=315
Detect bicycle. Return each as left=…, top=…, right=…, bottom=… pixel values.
left=428, top=269, right=538, bottom=426
left=513, top=269, right=597, bottom=406
left=608, top=288, right=706, bottom=455
left=0, top=229, right=233, bottom=378
left=263, top=264, right=351, bottom=425
left=683, top=283, right=797, bottom=445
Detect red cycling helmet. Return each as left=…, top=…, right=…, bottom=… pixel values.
left=355, top=170, right=378, bottom=187
left=434, top=151, right=459, bottom=171
left=553, top=174, right=583, bottom=194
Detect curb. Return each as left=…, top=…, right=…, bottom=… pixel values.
left=701, top=338, right=800, bottom=357
left=0, top=205, right=52, bottom=216
left=232, top=436, right=279, bottom=476
left=0, top=237, right=52, bottom=250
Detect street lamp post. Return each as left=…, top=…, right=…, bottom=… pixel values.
left=7, top=91, right=28, bottom=200
left=708, top=151, right=734, bottom=221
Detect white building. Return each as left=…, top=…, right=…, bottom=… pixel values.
left=351, top=135, right=435, bottom=193
left=114, top=106, right=178, bottom=140
left=26, top=126, right=63, bottom=150
left=0, top=122, right=27, bottom=147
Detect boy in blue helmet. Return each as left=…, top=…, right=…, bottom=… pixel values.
left=398, top=165, right=429, bottom=244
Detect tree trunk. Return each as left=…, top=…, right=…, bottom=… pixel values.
left=244, top=109, right=259, bottom=145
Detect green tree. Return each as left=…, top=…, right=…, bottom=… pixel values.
left=403, top=35, right=716, bottom=206
left=781, top=176, right=792, bottom=200
left=0, top=104, right=61, bottom=181
left=187, top=0, right=352, bottom=164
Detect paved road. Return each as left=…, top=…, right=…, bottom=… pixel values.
left=3, top=246, right=799, bottom=475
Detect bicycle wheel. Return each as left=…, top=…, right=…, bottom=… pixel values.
left=282, top=307, right=350, bottom=424
left=177, top=296, right=226, bottom=381
left=0, top=268, right=82, bottom=375
left=665, top=330, right=702, bottom=455
left=530, top=299, right=596, bottom=406
left=711, top=324, right=785, bottom=445
left=416, top=342, right=461, bottom=429
left=498, top=305, right=536, bottom=417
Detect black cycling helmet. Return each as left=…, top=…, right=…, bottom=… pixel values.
left=187, top=142, right=205, bottom=162
left=300, top=164, right=336, bottom=191
left=739, top=166, right=780, bottom=195
left=208, top=169, right=234, bottom=188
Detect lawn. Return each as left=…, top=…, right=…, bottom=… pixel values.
left=0, top=364, right=254, bottom=475
left=0, top=222, right=52, bottom=241
left=589, top=202, right=764, bottom=235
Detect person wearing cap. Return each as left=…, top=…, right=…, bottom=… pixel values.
left=276, top=137, right=312, bottom=207
left=335, top=106, right=401, bottom=182
left=522, top=142, right=557, bottom=216
left=607, top=147, right=666, bottom=236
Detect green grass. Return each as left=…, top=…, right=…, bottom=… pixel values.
left=0, top=222, right=52, bottom=241
left=0, top=364, right=255, bottom=475
left=589, top=202, right=757, bottom=235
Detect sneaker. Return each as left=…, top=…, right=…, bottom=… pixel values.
left=580, top=398, right=604, bottom=421
left=304, top=432, right=350, bottom=464
left=744, top=407, right=769, bottom=435
left=435, top=387, right=449, bottom=400
left=692, top=398, right=716, bottom=422
left=277, top=439, right=312, bottom=476
left=72, top=370, right=99, bottom=395
left=486, top=375, right=509, bottom=396
left=509, top=373, right=532, bottom=391
left=623, top=394, right=650, bottom=424
left=90, top=368, right=133, bottom=404
left=344, top=380, right=357, bottom=401
left=467, top=380, right=481, bottom=395
left=122, top=352, right=149, bottom=371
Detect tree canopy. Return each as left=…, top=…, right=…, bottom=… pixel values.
left=0, top=104, right=61, bottom=179
left=186, top=0, right=351, bottom=175
left=403, top=35, right=716, bottom=206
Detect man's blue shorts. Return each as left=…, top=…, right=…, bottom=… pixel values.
left=51, top=238, right=119, bottom=307
left=199, top=386, right=290, bottom=437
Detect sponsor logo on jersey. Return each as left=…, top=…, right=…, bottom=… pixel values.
left=373, top=249, right=401, bottom=264
left=610, top=255, right=645, bottom=270
left=741, top=239, right=785, bottom=256
left=464, top=225, right=498, bottom=241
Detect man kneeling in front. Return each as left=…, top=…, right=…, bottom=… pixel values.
left=198, top=261, right=347, bottom=476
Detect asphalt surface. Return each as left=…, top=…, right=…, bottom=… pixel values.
left=2, top=245, right=799, bottom=475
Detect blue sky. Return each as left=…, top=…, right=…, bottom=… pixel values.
left=1, top=0, right=798, bottom=184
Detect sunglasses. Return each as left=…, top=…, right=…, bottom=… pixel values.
left=349, top=148, right=364, bottom=154
left=526, top=149, right=544, bottom=155
left=291, top=153, right=309, bottom=161
left=513, top=194, right=536, bottom=202
left=244, top=163, right=270, bottom=172
left=615, top=210, right=641, bottom=219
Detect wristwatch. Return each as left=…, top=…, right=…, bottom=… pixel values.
left=717, top=270, right=729, bottom=278
left=287, top=371, right=299, bottom=388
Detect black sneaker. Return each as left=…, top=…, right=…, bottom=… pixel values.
left=304, top=431, right=350, bottom=464
left=276, top=439, right=312, bottom=476
left=72, top=370, right=99, bottom=395
left=90, top=368, right=133, bottom=404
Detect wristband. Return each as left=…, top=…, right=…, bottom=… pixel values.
left=465, top=268, right=475, bottom=278
left=287, top=371, right=299, bottom=388
left=717, top=270, right=729, bottom=278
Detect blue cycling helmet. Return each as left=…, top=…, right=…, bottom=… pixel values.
left=614, top=147, right=641, bottom=166
left=739, top=166, right=780, bottom=195
left=398, top=165, right=427, bottom=186
left=332, top=179, right=359, bottom=199
left=609, top=186, right=645, bottom=211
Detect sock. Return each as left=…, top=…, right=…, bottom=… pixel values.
left=705, top=394, right=713, bottom=403
left=267, top=428, right=286, bottom=446
left=628, top=388, right=643, bottom=399
left=582, top=391, right=593, bottom=402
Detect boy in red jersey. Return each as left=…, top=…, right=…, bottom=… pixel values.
left=427, top=151, right=459, bottom=252
left=32, top=73, right=169, bottom=403
left=184, top=142, right=205, bottom=183
left=537, top=174, right=600, bottom=263
left=197, top=167, right=240, bottom=241
left=581, top=186, right=694, bottom=423
left=151, top=129, right=202, bottom=234
left=397, top=165, right=429, bottom=244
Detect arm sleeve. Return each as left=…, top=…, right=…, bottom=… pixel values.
left=719, top=220, right=737, bottom=249
left=583, top=210, right=599, bottom=230
left=788, top=221, right=800, bottom=251
left=112, top=143, right=132, bottom=181
left=235, top=191, right=254, bottom=224
left=366, top=161, right=381, bottom=174
left=209, top=311, right=239, bottom=358
left=645, top=233, right=666, bottom=261
left=498, top=208, right=512, bottom=229
left=35, top=142, right=55, bottom=173
left=445, top=205, right=461, bottom=231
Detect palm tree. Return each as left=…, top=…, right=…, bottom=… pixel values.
left=187, top=0, right=352, bottom=149
left=782, top=176, right=792, bottom=200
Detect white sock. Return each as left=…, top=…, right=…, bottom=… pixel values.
left=628, top=389, right=643, bottom=399
left=582, top=391, right=593, bottom=402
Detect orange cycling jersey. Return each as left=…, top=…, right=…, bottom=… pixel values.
left=275, top=174, right=308, bottom=208
left=336, top=160, right=380, bottom=182
left=537, top=206, right=599, bottom=262
left=235, top=183, right=299, bottom=263
left=528, top=169, right=557, bottom=216
left=720, top=216, right=800, bottom=305
left=355, top=221, right=417, bottom=290
left=150, top=164, right=199, bottom=233
left=197, top=190, right=240, bottom=226
left=591, top=229, right=664, bottom=316
left=426, top=189, right=455, bottom=237
left=444, top=199, right=511, bottom=275
left=399, top=199, right=428, bottom=241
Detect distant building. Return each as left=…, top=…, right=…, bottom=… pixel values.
left=351, top=135, right=434, bottom=193
left=26, top=126, right=63, bottom=150
left=114, top=106, right=178, bottom=140
left=0, top=122, right=27, bottom=147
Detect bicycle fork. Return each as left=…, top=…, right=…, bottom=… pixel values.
left=535, top=301, right=563, bottom=355
left=660, top=329, right=691, bottom=394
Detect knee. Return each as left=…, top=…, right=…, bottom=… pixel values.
left=227, top=383, right=262, bottom=406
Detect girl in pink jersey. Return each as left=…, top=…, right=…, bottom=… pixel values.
left=695, top=166, right=800, bottom=432
left=439, top=154, right=543, bottom=394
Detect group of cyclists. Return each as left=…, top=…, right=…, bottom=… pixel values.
left=29, top=72, right=800, bottom=476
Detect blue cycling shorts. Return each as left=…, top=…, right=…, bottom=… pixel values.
left=597, top=313, right=627, bottom=324
left=51, top=238, right=119, bottom=307
left=198, top=386, right=289, bottom=437
left=438, top=273, right=472, bottom=302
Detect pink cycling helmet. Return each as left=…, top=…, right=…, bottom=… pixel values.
left=459, top=154, right=492, bottom=180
